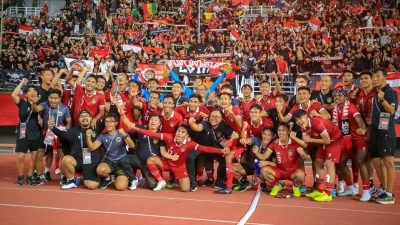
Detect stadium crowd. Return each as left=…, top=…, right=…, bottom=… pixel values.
left=3, top=0, right=399, bottom=205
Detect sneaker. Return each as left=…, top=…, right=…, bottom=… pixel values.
left=216, top=187, right=232, bottom=194
left=190, top=182, right=197, bottom=192
left=360, top=190, right=372, bottom=202
left=233, top=184, right=241, bottom=191
left=129, top=177, right=139, bottom=190
left=203, top=178, right=214, bottom=186
left=99, top=177, right=112, bottom=189
left=153, top=180, right=167, bottom=192
left=306, top=190, right=324, bottom=198
left=60, top=175, right=67, bottom=186
left=369, top=186, right=377, bottom=195
left=313, top=192, right=333, bottom=202
left=17, top=176, right=24, bottom=185
left=214, top=183, right=227, bottom=191
left=55, top=168, right=61, bottom=175
left=299, top=185, right=307, bottom=193
left=238, top=181, right=252, bottom=192
left=373, top=187, right=386, bottom=200
left=270, top=185, right=283, bottom=197
left=338, top=186, right=357, bottom=197
left=166, top=179, right=175, bottom=189
left=61, top=179, right=77, bottom=190
left=376, top=195, right=395, bottom=204
left=44, top=171, right=52, bottom=182
left=279, top=180, right=286, bottom=190
left=331, top=188, right=337, bottom=198
left=32, top=176, right=44, bottom=186
left=25, top=176, right=33, bottom=185
left=338, top=180, right=346, bottom=194
left=293, top=186, right=301, bottom=197
left=260, top=182, right=268, bottom=193
left=138, top=176, right=145, bottom=186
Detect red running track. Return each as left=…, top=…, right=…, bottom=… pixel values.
left=0, top=155, right=399, bottom=225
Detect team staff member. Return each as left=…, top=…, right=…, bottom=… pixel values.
left=86, top=114, right=135, bottom=190
left=369, top=69, right=398, bottom=204
left=311, top=75, right=334, bottom=112
left=293, top=109, right=343, bottom=202
left=131, top=124, right=228, bottom=192
left=12, top=78, right=40, bottom=185
left=171, top=82, right=188, bottom=107
left=51, top=110, right=102, bottom=190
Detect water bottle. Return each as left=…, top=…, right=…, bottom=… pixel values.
left=115, top=93, right=125, bottom=109
left=254, top=159, right=261, bottom=176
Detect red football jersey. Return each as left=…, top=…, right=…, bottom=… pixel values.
left=239, top=98, right=257, bottom=123
left=175, top=105, right=210, bottom=125
left=222, top=106, right=243, bottom=132
left=161, top=110, right=184, bottom=134
left=259, top=94, right=277, bottom=111
left=355, top=89, right=374, bottom=126
left=289, top=101, right=324, bottom=116
left=268, top=139, right=300, bottom=172
left=301, top=117, right=343, bottom=142
left=335, top=103, right=366, bottom=141
left=246, top=117, right=274, bottom=138
left=73, top=85, right=106, bottom=125
left=141, top=102, right=162, bottom=126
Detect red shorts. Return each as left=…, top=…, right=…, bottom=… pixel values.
left=341, top=138, right=368, bottom=159
left=271, top=166, right=298, bottom=180
left=315, top=139, right=342, bottom=163
left=160, top=159, right=188, bottom=180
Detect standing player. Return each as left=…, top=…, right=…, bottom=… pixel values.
left=238, top=84, right=256, bottom=123
left=175, top=94, right=210, bottom=125
left=311, top=75, right=334, bottom=112
left=160, top=95, right=183, bottom=134
left=256, top=72, right=282, bottom=111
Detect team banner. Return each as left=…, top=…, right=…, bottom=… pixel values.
left=0, top=69, right=31, bottom=87
left=312, top=56, right=343, bottom=61
left=64, top=58, right=95, bottom=73
left=138, top=64, right=168, bottom=85
left=195, top=53, right=232, bottom=58
left=167, top=60, right=226, bottom=75
left=121, top=44, right=163, bottom=54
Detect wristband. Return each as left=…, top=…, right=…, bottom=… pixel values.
left=124, top=134, right=129, bottom=139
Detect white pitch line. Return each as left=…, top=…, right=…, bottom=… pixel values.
left=237, top=186, right=262, bottom=225
left=0, top=203, right=272, bottom=225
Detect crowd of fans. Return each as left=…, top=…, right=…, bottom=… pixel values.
left=1, top=0, right=400, bottom=87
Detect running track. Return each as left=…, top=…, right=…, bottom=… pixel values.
left=0, top=155, right=399, bottom=225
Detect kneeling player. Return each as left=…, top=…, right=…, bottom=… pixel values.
left=254, top=123, right=307, bottom=197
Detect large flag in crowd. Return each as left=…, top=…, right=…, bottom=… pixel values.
left=138, top=64, right=168, bottom=85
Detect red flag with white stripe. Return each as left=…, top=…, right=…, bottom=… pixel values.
left=230, top=29, right=240, bottom=41
left=18, top=25, right=34, bottom=35
left=309, top=18, right=322, bottom=31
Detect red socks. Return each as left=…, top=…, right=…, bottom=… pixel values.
left=325, top=182, right=334, bottom=196
left=317, top=178, right=325, bottom=193
left=362, top=180, right=369, bottom=191
left=148, top=163, right=163, bottom=181
left=226, top=162, right=234, bottom=189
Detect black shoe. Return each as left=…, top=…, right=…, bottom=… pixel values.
left=214, top=182, right=227, bottom=191
left=25, top=176, right=33, bottom=185
left=99, top=177, right=112, bottom=189
left=216, top=187, right=232, bottom=194
left=17, top=176, right=24, bottom=185
left=204, top=178, right=214, bottom=186
left=238, top=180, right=252, bottom=192
left=44, top=171, right=51, bottom=182
left=190, top=182, right=197, bottom=192
left=260, top=182, right=268, bottom=193
left=60, top=175, right=67, bottom=185
left=32, top=176, right=44, bottom=186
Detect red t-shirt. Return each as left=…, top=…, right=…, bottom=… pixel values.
left=239, top=98, right=257, bottom=123
left=335, top=103, right=365, bottom=140
left=259, top=94, right=277, bottom=111
left=141, top=102, right=162, bottom=126
left=289, top=101, right=324, bottom=116
left=73, top=85, right=105, bottom=125
left=246, top=117, right=274, bottom=138
left=62, top=89, right=75, bottom=114
left=161, top=110, right=184, bottom=134
left=355, top=89, right=374, bottom=126
left=175, top=106, right=210, bottom=125
left=302, top=117, right=343, bottom=142
left=222, top=106, right=242, bottom=132
left=268, top=139, right=300, bottom=172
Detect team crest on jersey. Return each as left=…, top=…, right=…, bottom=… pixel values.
left=327, top=97, right=332, bottom=103
left=153, top=139, right=159, bottom=144
left=288, top=150, right=293, bottom=156
left=92, top=99, right=96, bottom=104
left=58, top=111, right=63, bottom=116
left=181, top=147, right=186, bottom=152
left=169, top=122, right=175, bottom=127
left=116, top=137, right=121, bottom=142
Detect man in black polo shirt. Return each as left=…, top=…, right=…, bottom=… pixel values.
left=311, top=75, right=334, bottom=112
left=369, top=69, right=398, bottom=204
left=12, top=79, right=40, bottom=185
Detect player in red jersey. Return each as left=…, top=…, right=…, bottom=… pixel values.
left=220, top=92, right=243, bottom=132
left=253, top=123, right=307, bottom=197
left=238, top=84, right=257, bottom=123
left=241, top=104, right=274, bottom=142
left=160, top=95, right=183, bottom=134
left=133, top=91, right=163, bottom=127
left=131, top=124, right=228, bottom=192
left=332, top=88, right=370, bottom=201
left=293, top=109, right=343, bottom=202
left=355, top=71, right=377, bottom=195
left=256, top=72, right=281, bottom=111
left=175, top=94, right=210, bottom=125
left=69, top=68, right=105, bottom=128
left=280, top=86, right=331, bottom=123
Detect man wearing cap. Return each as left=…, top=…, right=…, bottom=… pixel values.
left=332, top=87, right=370, bottom=201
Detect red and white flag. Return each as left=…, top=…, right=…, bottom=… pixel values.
left=18, top=25, right=34, bottom=36
left=230, top=29, right=240, bottom=41
left=386, top=73, right=400, bottom=87
left=309, top=17, right=322, bottom=31
left=138, top=64, right=168, bottom=85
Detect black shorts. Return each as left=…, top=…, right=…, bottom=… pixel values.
left=368, top=129, right=396, bottom=158
left=38, top=134, right=53, bottom=155
left=114, top=167, right=128, bottom=178
left=102, top=158, right=119, bottom=174
left=15, top=139, right=39, bottom=153
left=240, top=163, right=255, bottom=175
left=73, top=155, right=100, bottom=183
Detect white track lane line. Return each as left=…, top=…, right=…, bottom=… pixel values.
left=237, top=185, right=262, bottom=225
left=0, top=203, right=272, bottom=225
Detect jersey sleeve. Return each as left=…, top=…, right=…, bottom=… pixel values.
left=349, top=103, right=360, bottom=117
left=312, top=101, right=324, bottom=112
left=288, top=105, right=298, bottom=115
left=312, top=118, right=327, bottom=134
left=193, top=142, right=222, bottom=154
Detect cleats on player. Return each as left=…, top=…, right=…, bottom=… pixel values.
left=269, top=185, right=283, bottom=197
left=293, top=186, right=301, bottom=197
left=306, top=190, right=324, bottom=199
left=129, top=177, right=139, bottom=190
left=338, top=185, right=357, bottom=197
left=153, top=180, right=167, bottom=192
left=313, top=192, right=333, bottom=202
left=360, top=190, right=372, bottom=202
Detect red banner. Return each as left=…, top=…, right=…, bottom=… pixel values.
left=90, top=49, right=110, bottom=59
left=0, top=94, right=19, bottom=126
left=138, top=64, right=168, bottom=85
